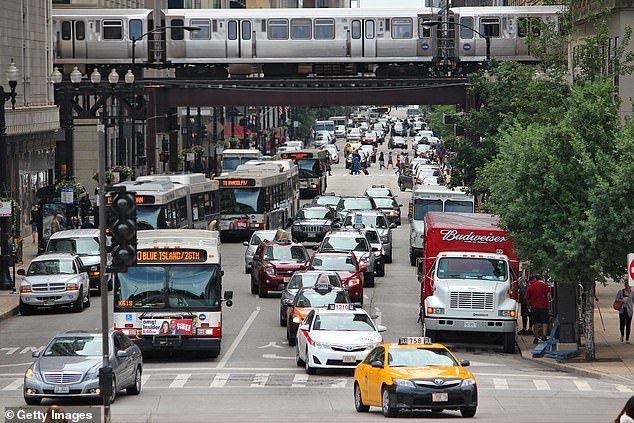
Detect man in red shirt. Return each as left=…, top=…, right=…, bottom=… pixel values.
left=525, top=277, right=550, bottom=344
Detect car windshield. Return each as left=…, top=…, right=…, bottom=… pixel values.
left=295, top=290, right=349, bottom=307
left=47, top=238, right=100, bottom=256
left=27, top=259, right=75, bottom=276
left=314, top=196, right=340, bottom=207
left=338, top=198, right=373, bottom=211
left=219, top=188, right=263, bottom=214
left=287, top=273, right=341, bottom=289
left=222, top=156, right=257, bottom=172
left=388, top=347, right=458, bottom=367
left=373, top=198, right=397, bottom=208
left=313, top=313, right=376, bottom=331
left=297, top=159, right=320, bottom=179
left=444, top=200, right=475, bottom=213
left=366, top=188, right=390, bottom=197
left=115, top=265, right=222, bottom=308
left=437, top=257, right=508, bottom=281
left=297, top=208, right=331, bottom=220
left=43, top=336, right=102, bottom=357
left=311, top=255, right=357, bottom=271
left=321, top=236, right=370, bottom=252
left=343, top=214, right=388, bottom=229
left=251, top=231, right=277, bottom=246
left=263, top=245, right=308, bottom=261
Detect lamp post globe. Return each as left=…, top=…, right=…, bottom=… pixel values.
left=70, top=66, right=82, bottom=84
left=124, top=69, right=135, bottom=85
left=50, top=68, right=63, bottom=84
left=90, top=69, right=102, bottom=85
left=6, top=59, right=19, bottom=85
left=108, top=69, right=119, bottom=85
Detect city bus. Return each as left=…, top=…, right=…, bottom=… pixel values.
left=113, top=230, right=233, bottom=357
left=280, top=149, right=329, bottom=199
left=220, top=149, right=261, bottom=174
left=216, top=167, right=298, bottom=240
left=108, top=173, right=219, bottom=231
left=329, top=116, right=347, bottom=128
left=313, top=120, right=335, bottom=138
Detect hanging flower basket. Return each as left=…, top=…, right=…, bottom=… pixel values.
left=93, top=170, right=115, bottom=185
left=55, top=179, right=86, bottom=195
left=109, top=165, right=135, bottom=182
left=178, top=145, right=206, bottom=164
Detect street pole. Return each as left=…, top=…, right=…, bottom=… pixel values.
left=63, top=92, right=74, bottom=177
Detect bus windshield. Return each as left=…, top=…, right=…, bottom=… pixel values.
left=222, top=156, right=256, bottom=172
left=115, top=265, right=222, bottom=308
left=413, top=199, right=443, bottom=221
left=437, top=257, right=508, bottom=281
left=219, top=188, right=263, bottom=214
left=137, top=205, right=164, bottom=230
left=314, top=122, right=335, bottom=132
left=297, top=159, right=321, bottom=179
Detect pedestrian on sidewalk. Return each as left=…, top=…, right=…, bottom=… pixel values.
left=29, top=205, right=40, bottom=244
left=518, top=275, right=532, bottom=335
left=387, top=152, right=394, bottom=169
left=525, top=276, right=550, bottom=344
left=615, top=396, right=634, bottom=423
left=615, top=280, right=634, bottom=343
left=378, top=151, right=385, bottom=169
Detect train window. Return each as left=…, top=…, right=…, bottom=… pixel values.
left=479, top=18, right=500, bottom=38
left=314, top=18, right=334, bottom=40
left=62, top=21, right=72, bottom=41
left=171, top=19, right=184, bottom=40
left=391, top=18, right=412, bottom=39
left=291, top=18, right=311, bottom=40
left=460, top=17, right=474, bottom=39
left=75, top=21, right=85, bottom=41
left=419, top=18, right=431, bottom=38
left=228, top=20, right=238, bottom=40
left=129, top=19, right=142, bottom=41
left=191, top=19, right=210, bottom=39
left=242, top=21, right=252, bottom=40
left=268, top=19, right=289, bottom=40
left=212, top=20, right=218, bottom=32
left=517, top=17, right=541, bottom=37
left=103, top=20, right=123, bottom=40
left=365, top=20, right=375, bottom=39
left=351, top=20, right=361, bottom=39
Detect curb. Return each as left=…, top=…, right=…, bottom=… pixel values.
left=0, top=304, right=19, bottom=323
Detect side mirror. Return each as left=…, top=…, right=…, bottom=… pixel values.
left=242, top=241, right=249, bottom=246
left=389, top=223, right=397, bottom=229
left=371, top=360, right=384, bottom=369
left=17, top=269, right=26, bottom=276
left=32, top=351, right=40, bottom=358
left=224, top=290, right=234, bottom=300
left=116, top=350, right=129, bottom=359
left=299, top=324, right=309, bottom=331
left=377, top=325, right=387, bottom=332
left=252, top=255, right=261, bottom=262
left=460, top=360, right=470, bottom=367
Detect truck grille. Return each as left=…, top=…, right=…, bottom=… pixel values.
left=450, top=292, right=494, bottom=310
left=301, top=225, right=323, bottom=233
left=31, top=283, right=67, bottom=292
left=43, top=372, right=83, bottom=384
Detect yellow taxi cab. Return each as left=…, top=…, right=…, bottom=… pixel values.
left=353, top=337, right=477, bottom=418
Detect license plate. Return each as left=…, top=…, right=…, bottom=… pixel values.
left=343, top=355, right=356, bottom=363
left=300, top=182, right=308, bottom=188
left=464, top=321, right=477, bottom=328
left=432, top=392, right=448, bottom=402
left=54, top=385, right=69, bottom=394
left=44, top=299, right=55, bottom=306
left=307, top=233, right=316, bottom=238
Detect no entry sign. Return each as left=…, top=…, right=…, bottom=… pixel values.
left=629, top=254, right=634, bottom=285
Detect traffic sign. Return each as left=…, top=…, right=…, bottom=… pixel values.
left=0, top=201, right=11, bottom=218
left=628, top=253, right=634, bottom=285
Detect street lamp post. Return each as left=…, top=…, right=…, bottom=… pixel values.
left=423, top=21, right=491, bottom=66
left=0, top=59, right=19, bottom=290
left=51, top=66, right=82, bottom=178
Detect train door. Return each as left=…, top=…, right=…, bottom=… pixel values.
left=458, top=16, right=475, bottom=60
left=417, top=16, right=433, bottom=58
left=58, top=20, right=87, bottom=60
left=478, top=16, right=511, bottom=58
left=167, top=16, right=186, bottom=60
left=349, top=19, right=376, bottom=58
left=227, top=20, right=253, bottom=59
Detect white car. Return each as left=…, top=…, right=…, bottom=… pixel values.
left=323, top=145, right=339, bottom=164
left=295, top=304, right=385, bottom=374
left=335, top=125, right=346, bottom=138
left=314, top=130, right=332, bottom=147
left=243, top=229, right=278, bottom=273
left=347, top=128, right=362, bottom=142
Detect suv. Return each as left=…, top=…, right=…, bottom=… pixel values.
left=45, top=229, right=110, bottom=294
left=316, top=229, right=376, bottom=287
left=251, top=240, right=309, bottom=297
left=289, top=205, right=337, bottom=243
left=311, top=193, right=341, bottom=208
left=359, top=228, right=385, bottom=277
left=335, top=196, right=376, bottom=220
left=18, top=253, right=91, bottom=315
left=342, top=210, right=396, bottom=263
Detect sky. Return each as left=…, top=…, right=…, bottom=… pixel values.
left=352, top=0, right=426, bottom=7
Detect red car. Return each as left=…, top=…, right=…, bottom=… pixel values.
left=308, top=251, right=365, bottom=304
left=251, top=240, right=309, bottom=297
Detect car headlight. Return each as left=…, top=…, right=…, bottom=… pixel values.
left=373, top=249, right=383, bottom=257
left=85, top=365, right=100, bottom=380
left=498, top=310, right=517, bottom=318
left=314, top=341, right=331, bottom=349
left=392, top=378, right=416, bottom=389
left=266, top=267, right=275, bottom=275
left=25, top=367, right=41, bottom=380
left=292, top=224, right=303, bottom=231
left=66, top=282, right=79, bottom=291
left=461, top=378, right=476, bottom=387
left=20, top=283, right=32, bottom=293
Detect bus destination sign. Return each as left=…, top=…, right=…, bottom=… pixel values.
left=281, top=152, right=314, bottom=159
left=137, top=249, right=208, bottom=263
left=219, top=178, right=256, bottom=187
left=107, top=195, right=155, bottom=205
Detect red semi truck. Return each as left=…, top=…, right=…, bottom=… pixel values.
left=417, top=212, right=519, bottom=353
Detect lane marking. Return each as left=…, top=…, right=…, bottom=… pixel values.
left=616, top=384, right=633, bottom=393
left=0, top=362, right=32, bottom=368
left=262, top=354, right=294, bottom=360
left=210, top=373, right=230, bottom=388
left=2, top=378, right=22, bottom=391
left=574, top=380, right=592, bottom=391
left=493, top=378, right=508, bottom=390
left=141, top=367, right=300, bottom=372
left=141, top=374, right=150, bottom=387
left=250, top=373, right=269, bottom=387
left=216, top=307, right=260, bottom=369
left=330, top=378, right=347, bottom=388
left=168, top=374, right=191, bottom=388
left=475, top=372, right=576, bottom=379
left=292, top=374, right=308, bottom=388
left=533, top=379, right=550, bottom=391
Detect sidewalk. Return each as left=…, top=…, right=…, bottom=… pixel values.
left=518, top=281, right=634, bottom=380
left=0, top=236, right=39, bottom=321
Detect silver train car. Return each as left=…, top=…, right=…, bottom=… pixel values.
left=51, top=6, right=563, bottom=77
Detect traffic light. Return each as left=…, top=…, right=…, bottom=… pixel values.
left=109, top=191, right=137, bottom=272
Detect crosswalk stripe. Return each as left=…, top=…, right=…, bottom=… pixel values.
left=493, top=378, right=508, bottom=390
left=616, top=385, right=633, bottom=393
left=533, top=380, right=550, bottom=391
left=169, top=374, right=191, bottom=389
left=141, top=374, right=150, bottom=387
left=251, top=374, right=269, bottom=387
left=292, top=374, right=309, bottom=388
left=330, top=378, right=347, bottom=388
left=574, top=380, right=592, bottom=391
left=2, top=378, right=22, bottom=391
left=210, top=373, right=230, bottom=388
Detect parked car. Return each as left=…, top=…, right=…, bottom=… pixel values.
left=279, top=270, right=342, bottom=326
left=24, top=330, right=143, bottom=405
left=18, top=253, right=91, bottom=315
left=243, top=230, right=278, bottom=274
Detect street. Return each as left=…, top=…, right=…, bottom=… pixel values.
left=0, top=134, right=628, bottom=422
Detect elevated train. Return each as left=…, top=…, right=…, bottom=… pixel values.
left=52, top=6, right=563, bottom=77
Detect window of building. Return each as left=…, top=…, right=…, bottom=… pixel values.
left=103, top=20, right=123, bottom=40
left=228, top=20, right=238, bottom=40
left=291, top=18, right=311, bottom=40
left=314, top=18, right=334, bottom=40
left=191, top=19, right=210, bottom=39
left=242, top=20, right=252, bottom=40
left=391, top=18, right=412, bottom=39
left=268, top=19, right=289, bottom=40
left=170, top=19, right=184, bottom=40
left=479, top=17, right=500, bottom=38
left=460, top=17, right=474, bottom=39
left=351, top=20, right=361, bottom=39
left=129, top=19, right=142, bottom=41
left=75, top=21, right=86, bottom=41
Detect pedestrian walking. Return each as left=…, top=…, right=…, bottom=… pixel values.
left=30, top=205, right=40, bottom=244
left=518, top=275, right=532, bottom=335
left=387, top=152, right=394, bottom=169
left=352, top=153, right=360, bottom=175
left=615, top=396, right=634, bottom=423
left=525, top=277, right=550, bottom=344
left=395, top=154, right=401, bottom=172
left=378, top=151, right=385, bottom=169
left=615, top=280, right=634, bottom=343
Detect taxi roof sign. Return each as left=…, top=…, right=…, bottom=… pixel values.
left=327, top=303, right=355, bottom=311
left=398, top=337, right=433, bottom=345
left=314, top=283, right=333, bottom=293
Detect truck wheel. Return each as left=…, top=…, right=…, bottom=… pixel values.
left=73, top=289, right=84, bottom=313
left=19, top=300, right=34, bottom=316
left=503, top=332, right=516, bottom=353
